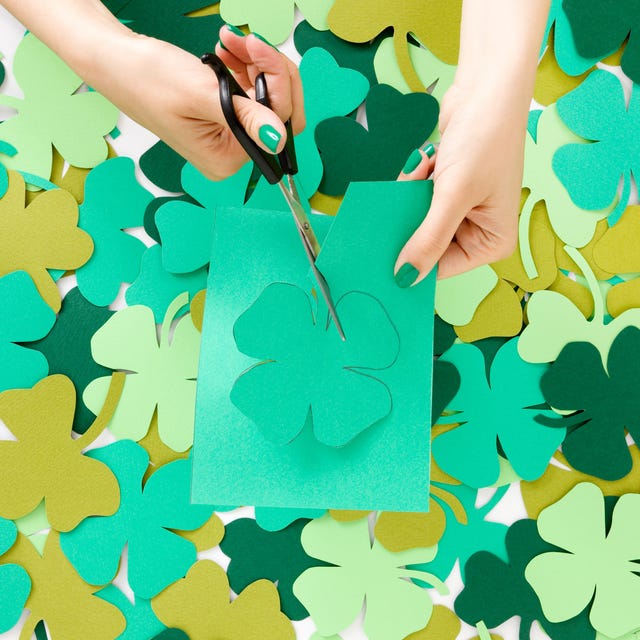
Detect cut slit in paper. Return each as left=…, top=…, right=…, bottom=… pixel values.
left=230, top=283, right=400, bottom=448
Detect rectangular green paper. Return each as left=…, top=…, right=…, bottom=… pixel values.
left=191, top=180, right=435, bottom=511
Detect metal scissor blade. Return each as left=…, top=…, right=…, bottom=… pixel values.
left=278, top=182, right=346, bottom=341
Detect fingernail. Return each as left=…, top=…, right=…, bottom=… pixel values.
left=422, top=143, right=435, bottom=158
left=394, top=263, right=420, bottom=288
left=252, top=32, right=279, bottom=51
left=259, top=124, right=282, bottom=153
left=226, top=24, right=245, bottom=37
left=402, top=149, right=423, bottom=174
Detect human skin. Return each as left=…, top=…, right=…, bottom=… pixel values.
left=396, top=0, right=551, bottom=283
left=0, top=0, right=305, bottom=181
left=1, top=0, right=549, bottom=281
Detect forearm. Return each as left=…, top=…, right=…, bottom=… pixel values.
left=0, top=0, right=132, bottom=84
left=455, top=0, right=550, bottom=118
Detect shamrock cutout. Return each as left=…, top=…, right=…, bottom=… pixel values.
left=293, top=514, right=447, bottom=640
left=328, top=0, right=462, bottom=91
left=294, top=20, right=380, bottom=84
left=0, top=33, right=118, bottom=180
left=140, top=141, right=187, bottom=193
left=220, top=518, right=327, bottom=620
left=563, top=0, right=640, bottom=85
left=0, top=271, right=55, bottom=393
left=220, top=0, right=334, bottom=44
left=537, top=326, right=640, bottom=481
left=433, top=338, right=564, bottom=488
left=83, top=293, right=200, bottom=452
left=404, top=606, right=462, bottom=640
left=526, top=483, right=640, bottom=638
left=31, top=287, right=113, bottom=434
left=455, top=519, right=596, bottom=640
left=152, top=560, right=295, bottom=640
left=541, top=0, right=599, bottom=77
left=230, top=283, right=399, bottom=448
left=0, top=374, right=123, bottom=531
left=125, top=245, right=208, bottom=323
left=97, top=585, right=166, bottom=640
left=316, top=83, right=438, bottom=195
left=0, top=518, right=31, bottom=634
left=76, top=158, right=153, bottom=307
left=408, top=483, right=509, bottom=585
left=0, top=171, right=93, bottom=312
left=108, top=0, right=224, bottom=56
left=60, top=440, right=214, bottom=599
left=519, top=245, right=640, bottom=365
left=3, top=531, right=125, bottom=640
left=519, top=104, right=612, bottom=279
left=554, top=70, right=640, bottom=225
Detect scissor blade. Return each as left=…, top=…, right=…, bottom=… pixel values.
left=278, top=183, right=346, bottom=341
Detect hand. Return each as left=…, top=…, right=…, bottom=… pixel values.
left=83, top=25, right=305, bottom=181
left=394, top=83, right=525, bottom=285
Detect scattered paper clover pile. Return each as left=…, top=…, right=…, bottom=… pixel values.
left=0, top=0, right=639, bottom=639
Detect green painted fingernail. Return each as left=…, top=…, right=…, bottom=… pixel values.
left=422, top=143, right=435, bottom=158
left=259, top=124, right=281, bottom=153
left=402, top=149, right=423, bottom=174
left=226, top=24, right=245, bottom=37
left=253, top=32, right=279, bottom=50
left=394, top=263, right=420, bottom=288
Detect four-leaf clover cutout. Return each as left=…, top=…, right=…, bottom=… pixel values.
left=230, top=283, right=400, bottom=448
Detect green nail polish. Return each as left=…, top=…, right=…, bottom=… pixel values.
left=259, top=124, right=282, bottom=153
left=226, top=24, right=245, bottom=37
left=402, top=149, right=423, bottom=174
left=252, top=32, right=279, bottom=50
left=422, top=143, right=435, bottom=158
left=394, top=263, right=420, bottom=288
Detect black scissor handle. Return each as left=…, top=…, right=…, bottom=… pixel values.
left=201, top=52, right=283, bottom=184
left=255, top=73, right=298, bottom=177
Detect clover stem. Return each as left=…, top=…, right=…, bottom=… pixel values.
left=518, top=191, right=538, bottom=279
left=563, top=244, right=604, bottom=324
left=431, top=483, right=468, bottom=525
left=608, top=170, right=632, bottom=226
left=0, top=95, right=23, bottom=110
left=476, top=621, right=491, bottom=640
left=393, top=30, right=424, bottom=92
left=401, top=569, right=449, bottom=595
left=19, top=614, right=37, bottom=640
left=75, top=372, right=125, bottom=450
left=160, top=291, right=190, bottom=348
left=478, top=484, right=510, bottom=518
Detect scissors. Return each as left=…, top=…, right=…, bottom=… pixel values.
left=201, top=52, right=346, bottom=341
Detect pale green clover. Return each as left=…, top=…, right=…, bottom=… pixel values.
left=0, top=33, right=118, bottom=181
left=435, top=265, right=498, bottom=326
left=83, top=293, right=200, bottom=452
left=525, top=483, right=640, bottom=639
left=519, top=104, right=610, bottom=279
left=220, top=0, right=335, bottom=44
left=293, top=514, right=447, bottom=640
left=518, top=245, right=640, bottom=366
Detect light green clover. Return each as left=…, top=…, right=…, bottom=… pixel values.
left=83, top=293, right=201, bottom=452
left=0, top=33, right=118, bottom=181
left=293, top=514, right=447, bottom=640
left=525, top=483, right=640, bottom=639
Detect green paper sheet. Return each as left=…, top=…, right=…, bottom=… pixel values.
left=192, top=181, right=435, bottom=511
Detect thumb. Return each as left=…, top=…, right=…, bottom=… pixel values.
left=232, top=95, right=287, bottom=154
left=394, top=184, right=468, bottom=288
